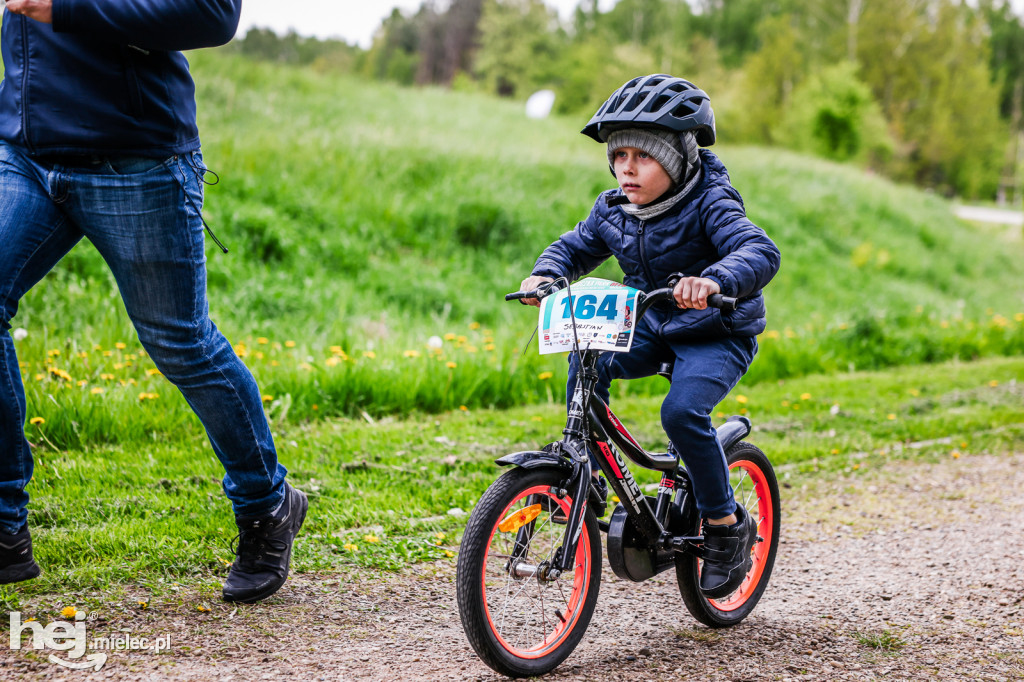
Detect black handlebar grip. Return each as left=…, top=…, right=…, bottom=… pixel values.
left=505, top=291, right=530, bottom=301
left=708, top=294, right=738, bottom=310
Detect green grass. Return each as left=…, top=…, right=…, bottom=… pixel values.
left=8, top=51, right=1024, bottom=448
left=8, top=354, right=1024, bottom=600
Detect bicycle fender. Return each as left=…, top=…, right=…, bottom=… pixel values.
left=717, top=416, right=751, bottom=452
left=495, top=451, right=572, bottom=473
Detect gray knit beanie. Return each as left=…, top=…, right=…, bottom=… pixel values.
left=606, top=128, right=689, bottom=184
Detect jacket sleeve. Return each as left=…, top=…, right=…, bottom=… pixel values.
left=52, top=0, right=241, bottom=51
left=531, top=198, right=613, bottom=282
left=698, top=186, right=781, bottom=299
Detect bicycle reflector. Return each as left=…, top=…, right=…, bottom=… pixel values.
left=498, top=504, right=543, bottom=533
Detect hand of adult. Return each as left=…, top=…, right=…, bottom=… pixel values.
left=518, top=276, right=554, bottom=307
left=6, top=0, right=53, bottom=24
left=673, top=276, right=721, bottom=310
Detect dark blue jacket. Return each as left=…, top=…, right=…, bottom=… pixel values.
left=0, top=0, right=241, bottom=156
left=532, top=150, right=780, bottom=340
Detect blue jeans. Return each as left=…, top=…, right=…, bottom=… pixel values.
left=568, top=318, right=756, bottom=519
left=0, top=141, right=286, bottom=533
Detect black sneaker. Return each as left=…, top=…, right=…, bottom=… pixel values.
left=699, top=504, right=756, bottom=599
left=549, top=476, right=608, bottom=524
left=0, top=525, right=41, bottom=585
left=223, top=482, right=308, bottom=603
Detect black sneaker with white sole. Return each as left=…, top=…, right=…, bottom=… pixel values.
left=0, top=525, right=41, bottom=585
left=223, top=481, right=308, bottom=603
left=699, top=504, right=756, bottom=599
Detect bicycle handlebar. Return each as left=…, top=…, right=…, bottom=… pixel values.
left=505, top=279, right=737, bottom=313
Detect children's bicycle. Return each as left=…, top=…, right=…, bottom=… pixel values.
left=455, top=277, right=780, bottom=678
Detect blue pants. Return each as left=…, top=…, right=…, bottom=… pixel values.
left=569, top=318, right=756, bottom=519
left=0, top=142, right=286, bottom=533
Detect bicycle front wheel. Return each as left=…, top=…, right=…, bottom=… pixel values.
left=456, top=466, right=602, bottom=678
left=676, top=441, right=781, bottom=627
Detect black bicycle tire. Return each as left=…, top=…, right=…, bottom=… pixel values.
left=456, top=466, right=602, bottom=677
left=675, top=441, right=781, bottom=628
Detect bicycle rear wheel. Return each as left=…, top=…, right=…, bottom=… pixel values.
left=676, top=441, right=780, bottom=627
left=456, top=466, right=601, bottom=677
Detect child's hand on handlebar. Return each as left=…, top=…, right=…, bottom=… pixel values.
left=673, top=276, right=721, bottom=310
left=518, top=276, right=554, bottom=307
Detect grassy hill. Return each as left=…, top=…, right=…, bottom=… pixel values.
left=13, top=51, right=1024, bottom=445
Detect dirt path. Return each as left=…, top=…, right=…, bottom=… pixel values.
left=4, top=451, right=1023, bottom=681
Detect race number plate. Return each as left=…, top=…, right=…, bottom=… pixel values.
left=538, top=278, right=641, bottom=355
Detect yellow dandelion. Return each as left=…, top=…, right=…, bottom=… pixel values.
left=716, top=411, right=725, bottom=418
left=343, top=543, right=358, bottom=552
left=255, top=352, right=265, bottom=360
left=285, top=340, right=296, bottom=348
left=312, top=404, right=319, bottom=411
left=115, top=342, right=127, bottom=350
left=469, top=322, right=481, bottom=330
left=537, top=371, right=554, bottom=381
left=484, top=344, right=495, bottom=351
left=137, top=600, right=148, bottom=609
left=146, top=368, right=162, bottom=376
left=444, top=550, right=455, bottom=558
left=434, top=532, right=446, bottom=541
left=60, top=607, right=77, bottom=619
left=47, top=349, right=61, bottom=357
left=908, top=388, right=920, bottom=396
left=197, top=604, right=211, bottom=613
left=90, top=387, right=104, bottom=395
left=735, top=395, right=748, bottom=404
left=76, top=380, right=88, bottom=387
left=298, top=362, right=313, bottom=371
left=739, top=407, right=748, bottom=414
left=257, top=337, right=269, bottom=345
left=887, top=413, right=896, bottom=420
left=30, top=417, right=45, bottom=426
left=951, top=451, right=961, bottom=459
left=103, top=350, right=113, bottom=357
left=363, top=534, right=379, bottom=544
left=262, top=395, right=274, bottom=403
left=363, top=351, right=377, bottom=359
left=764, top=330, right=780, bottom=340
left=456, top=335, right=467, bottom=343
left=443, top=333, right=457, bottom=341
left=459, top=405, right=469, bottom=411
left=988, top=380, right=999, bottom=387
left=446, top=361, right=457, bottom=369
left=465, top=345, right=478, bottom=353
left=113, top=362, right=125, bottom=370
left=830, top=448, right=839, bottom=455
left=93, top=344, right=103, bottom=351
left=800, top=392, right=811, bottom=400
left=531, top=416, right=543, bottom=421
left=329, top=345, right=344, bottom=354
left=77, top=351, right=88, bottom=359
left=100, top=373, right=115, bottom=380
left=271, top=360, right=280, bottom=367
left=325, top=356, right=341, bottom=367
left=403, top=349, right=421, bottom=358
left=1015, top=313, right=1024, bottom=322
left=34, top=374, right=44, bottom=381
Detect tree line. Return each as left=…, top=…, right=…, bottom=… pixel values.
left=234, top=0, right=1024, bottom=201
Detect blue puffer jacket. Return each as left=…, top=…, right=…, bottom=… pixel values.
left=532, top=150, right=781, bottom=340
left=0, top=0, right=241, bottom=156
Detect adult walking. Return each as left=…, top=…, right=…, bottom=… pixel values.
left=0, top=0, right=306, bottom=603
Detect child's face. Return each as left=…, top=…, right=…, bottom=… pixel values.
left=612, top=147, right=673, bottom=206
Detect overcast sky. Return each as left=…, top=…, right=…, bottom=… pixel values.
left=239, top=0, right=1024, bottom=48
left=238, top=0, right=615, bottom=48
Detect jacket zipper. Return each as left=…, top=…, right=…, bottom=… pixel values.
left=19, top=17, right=34, bottom=153
left=636, top=219, right=658, bottom=287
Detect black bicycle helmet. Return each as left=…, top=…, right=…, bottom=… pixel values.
left=581, top=74, right=716, bottom=147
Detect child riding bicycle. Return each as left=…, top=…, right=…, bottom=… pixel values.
left=519, top=74, right=780, bottom=598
